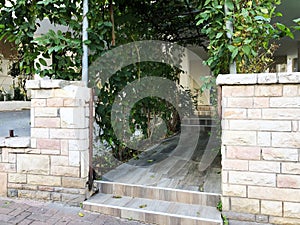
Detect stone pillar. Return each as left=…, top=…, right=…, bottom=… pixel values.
left=217, top=73, right=300, bottom=225
left=9, top=80, right=91, bottom=206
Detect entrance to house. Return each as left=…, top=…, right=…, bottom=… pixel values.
left=92, top=108, right=221, bottom=194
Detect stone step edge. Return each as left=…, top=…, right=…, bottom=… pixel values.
left=95, top=180, right=221, bottom=207
left=95, top=180, right=221, bottom=198
left=83, top=200, right=222, bottom=224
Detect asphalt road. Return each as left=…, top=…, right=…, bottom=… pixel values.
left=0, top=110, right=30, bottom=137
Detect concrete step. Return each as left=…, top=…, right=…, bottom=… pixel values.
left=83, top=192, right=222, bottom=225
left=95, top=181, right=221, bottom=207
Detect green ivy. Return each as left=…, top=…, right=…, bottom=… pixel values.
left=196, top=0, right=294, bottom=75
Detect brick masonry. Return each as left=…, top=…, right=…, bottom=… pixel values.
left=0, top=80, right=91, bottom=206
left=217, top=73, right=300, bottom=225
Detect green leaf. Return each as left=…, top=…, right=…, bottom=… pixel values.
left=242, top=46, right=251, bottom=56
left=293, top=18, right=300, bottom=24
left=225, top=0, right=234, bottom=11
left=39, top=58, right=47, bottom=66
left=216, top=32, right=223, bottom=39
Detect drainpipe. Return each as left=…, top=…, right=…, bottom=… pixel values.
left=224, top=1, right=237, bottom=74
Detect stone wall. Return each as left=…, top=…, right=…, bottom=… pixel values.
left=0, top=80, right=91, bottom=206
left=217, top=73, right=300, bottom=225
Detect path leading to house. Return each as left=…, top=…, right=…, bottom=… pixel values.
left=0, top=197, right=151, bottom=225
left=100, top=119, right=222, bottom=194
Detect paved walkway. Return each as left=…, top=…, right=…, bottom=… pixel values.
left=0, top=197, right=150, bottom=225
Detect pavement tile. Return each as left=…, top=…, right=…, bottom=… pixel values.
left=18, top=219, right=34, bottom=225
left=0, top=197, right=151, bottom=225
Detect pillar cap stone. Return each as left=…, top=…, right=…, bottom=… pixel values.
left=216, top=72, right=300, bottom=85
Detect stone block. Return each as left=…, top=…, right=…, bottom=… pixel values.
left=0, top=173, right=7, bottom=196
left=277, top=175, right=300, bottom=188
left=221, top=197, right=230, bottom=211
left=253, top=97, right=269, bottom=108
left=34, top=107, right=59, bottom=117
left=69, top=151, right=80, bottom=166
left=37, top=139, right=61, bottom=150
left=68, top=139, right=89, bottom=151
left=247, top=109, right=261, bottom=119
left=60, top=140, right=69, bottom=156
left=35, top=118, right=61, bottom=128
left=262, top=108, right=300, bottom=120
left=51, top=166, right=79, bottom=177
left=249, top=161, right=280, bottom=173
left=35, top=191, right=51, bottom=201
left=27, top=175, right=61, bottom=186
left=257, top=132, right=271, bottom=147
left=0, top=163, right=16, bottom=173
left=278, top=72, right=300, bottom=83
left=26, top=80, right=41, bottom=89
left=31, top=128, right=50, bottom=139
left=255, top=215, right=269, bottom=223
left=62, top=177, right=86, bottom=188
left=222, top=159, right=248, bottom=171
left=40, top=79, right=68, bottom=89
left=40, top=149, right=60, bottom=155
left=227, top=97, right=254, bottom=108
left=46, top=98, right=64, bottom=107
left=270, top=97, right=300, bottom=108
left=217, top=74, right=257, bottom=85
left=272, top=132, right=300, bottom=148
left=248, top=186, right=300, bottom=202
left=255, top=85, right=282, bottom=97
left=229, top=171, right=276, bottom=187
left=261, top=200, right=282, bottom=216
left=18, top=190, right=36, bottom=199
left=31, top=99, right=46, bottom=107
left=229, top=120, right=291, bottom=132
left=283, top=85, right=299, bottom=96
left=222, top=86, right=255, bottom=97
left=222, top=131, right=257, bottom=146
left=282, top=163, right=300, bottom=175
left=257, top=73, right=277, bottom=84
left=8, top=173, right=26, bottom=183
left=269, top=216, right=300, bottom=225
left=223, top=108, right=247, bottom=119
left=284, top=202, right=300, bottom=219
left=30, top=89, right=53, bottom=99
left=226, top=146, right=261, bottom=160
left=49, top=128, right=86, bottom=139
left=231, top=197, right=260, bottom=214
left=4, top=137, right=30, bottom=148
left=81, top=151, right=89, bottom=178
left=60, top=108, right=86, bottom=128
left=63, top=99, right=85, bottom=107
left=222, top=184, right=247, bottom=197
left=17, top=155, right=49, bottom=175
left=51, top=156, right=69, bottom=166
left=262, top=148, right=298, bottom=161
left=223, top=211, right=256, bottom=222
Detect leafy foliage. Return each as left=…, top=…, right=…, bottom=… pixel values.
left=0, top=0, right=207, bottom=160
left=196, top=0, right=294, bottom=75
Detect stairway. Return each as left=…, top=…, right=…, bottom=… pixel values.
left=83, top=181, right=222, bottom=225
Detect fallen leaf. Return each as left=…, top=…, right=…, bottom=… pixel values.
left=113, top=195, right=122, bottom=199
left=78, top=212, right=85, bottom=217
left=139, top=204, right=147, bottom=208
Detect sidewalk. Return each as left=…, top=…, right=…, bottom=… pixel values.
left=0, top=197, right=150, bottom=225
